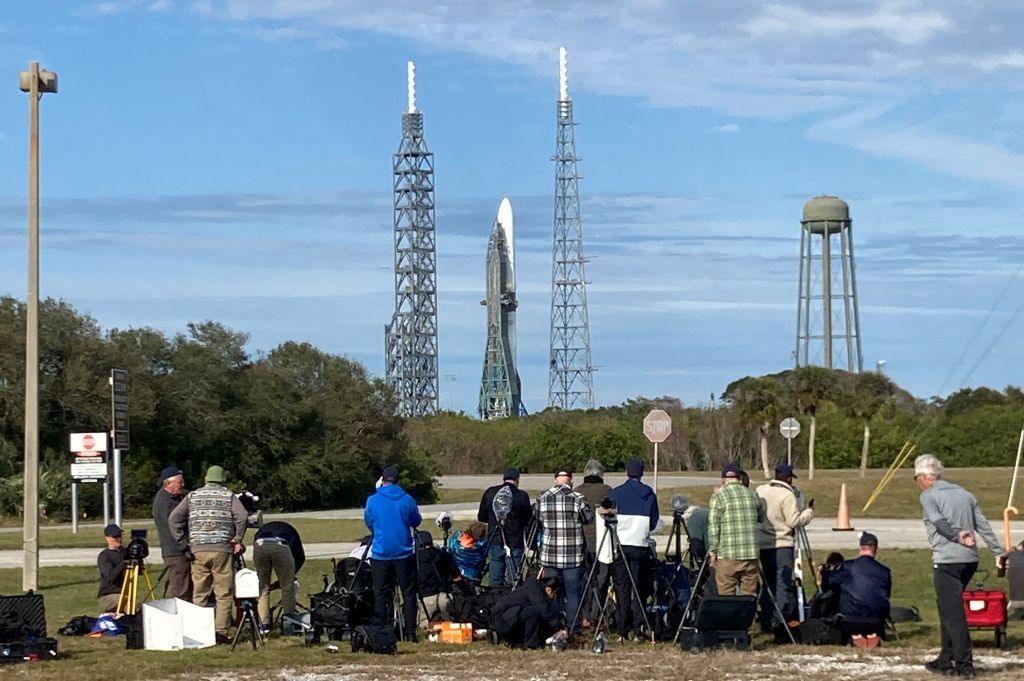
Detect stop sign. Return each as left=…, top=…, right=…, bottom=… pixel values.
left=643, top=409, right=672, bottom=443
left=83, top=434, right=95, bottom=450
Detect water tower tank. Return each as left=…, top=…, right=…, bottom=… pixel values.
left=802, top=195, right=850, bottom=235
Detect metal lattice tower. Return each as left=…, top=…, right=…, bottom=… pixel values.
left=385, top=61, right=439, bottom=417
left=795, top=195, right=863, bottom=372
left=548, top=47, right=595, bottom=409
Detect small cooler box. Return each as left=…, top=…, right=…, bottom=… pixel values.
left=962, top=588, right=1008, bottom=648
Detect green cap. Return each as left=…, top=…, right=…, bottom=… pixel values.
left=205, top=465, right=226, bottom=483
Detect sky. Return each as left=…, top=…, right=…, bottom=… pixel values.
left=2, top=1, right=1024, bottom=414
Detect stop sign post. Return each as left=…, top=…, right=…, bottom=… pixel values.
left=779, top=417, right=801, bottom=465
left=643, top=409, right=672, bottom=493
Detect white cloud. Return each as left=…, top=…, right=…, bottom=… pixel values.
left=710, top=123, right=739, bottom=134
left=149, top=0, right=172, bottom=11
left=744, top=3, right=952, bottom=45
left=974, top=52, right=1024, bottom=71
left=191, top=0, right=211, bottom=15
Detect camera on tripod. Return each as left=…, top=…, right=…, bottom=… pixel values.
left=598, top=497, right=618, bottom=524
left=435, top=512, right=453, bottom=532
left=126, top=529, right=149, bottom=561
left=238, top=491, right=263, bottom=529
left=670, top=493, right=690, bottom=519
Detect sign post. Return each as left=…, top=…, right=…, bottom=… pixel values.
left=779, top=417, right=802, bottom=465
left=643, top=409, right=672, bottom=493
left=69, top=432, right=109, bottom=533
left=110, top=369, right=130, bottom=526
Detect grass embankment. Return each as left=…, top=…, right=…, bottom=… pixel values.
left=1, top=549, right=1022, bottom=680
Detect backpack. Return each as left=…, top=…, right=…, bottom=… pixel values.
left=350, top=625, right=397, bottom=654
left=800, top=617, right=843, bottom=646
left=58, top=616, right=97, bottom=637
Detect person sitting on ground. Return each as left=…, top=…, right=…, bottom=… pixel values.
left=831, top=532, right=891, bottom=647
left=447, top=521, right=489, bottom=581
left=810, top=551, right=845, bottom=618
left=491, top=575, right=567, bottom=649
left=97, top=524, right=126, bottom=613
left=416, top=530, right=464, bottom=627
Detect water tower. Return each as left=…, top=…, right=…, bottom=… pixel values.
left=794, top=195, right=863, bottom=372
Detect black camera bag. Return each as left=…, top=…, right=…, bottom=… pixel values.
left=350, top=625, right=397, bottom=654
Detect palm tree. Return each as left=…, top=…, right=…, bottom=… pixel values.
left=788, top=366, right=838, bottom=480
left=846, top=371, right=896, bottom=477
left=724, top=376, right=780, bottom=479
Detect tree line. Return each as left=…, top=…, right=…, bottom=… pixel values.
left=0, top=297, right=434, bottom=521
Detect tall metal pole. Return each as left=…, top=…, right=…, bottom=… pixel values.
left=70, top=483, right=78, bottom=535
left=821, top=229, right=832, bottom=368
left=113, top=449, right=122, bottom=526
left=22, top=61, right=41, bottom=592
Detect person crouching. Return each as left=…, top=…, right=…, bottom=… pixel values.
left=492, top=576, right=566, bottom=649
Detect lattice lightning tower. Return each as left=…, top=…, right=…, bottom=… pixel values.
left=548, top=47, right=595, bottom=410
left=385, top=61, right=439, bottom=417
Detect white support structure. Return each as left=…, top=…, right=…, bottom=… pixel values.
left=559, top=46, right=569, bottom=101
left=407, top=60, right=417, bottom=114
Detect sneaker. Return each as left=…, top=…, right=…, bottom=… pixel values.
left=258, top=625, right=272, bottom=638
left=924, top=659, right=954, bottom=674
left=215, top=633, right=232, bottom=645
left=955, top=667, right=975, bottom=678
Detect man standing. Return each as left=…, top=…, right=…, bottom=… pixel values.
left=915, top=454, right=1006, bottom=677
left=478, top=467, right=533, bottom=588
left=831, top=532, right=891, bottom=646
left=97, top=523, right=126, bottom=613
left=169, top=465, right=248, bottom=641
left=608, top=458, right=659, bottom=640
left=756, top=463, right=813, bottom=630
left=535, top=467, right=593, bottom=631
left=574, top=458, right=613, bottom=621
left=708, top=464, right=764, bottom=597
left=364, top=465, right=422, bottom=641
left=152, top=466, right=191, bottom=600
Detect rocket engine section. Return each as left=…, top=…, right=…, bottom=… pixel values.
left=479, top=198, right=523, bottom=419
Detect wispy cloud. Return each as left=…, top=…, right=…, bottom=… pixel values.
left=710, top=123, right=739, bottom=134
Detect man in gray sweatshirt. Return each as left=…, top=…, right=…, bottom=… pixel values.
left=915, top=454, right=1007, bottom=678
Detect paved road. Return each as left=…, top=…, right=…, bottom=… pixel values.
left=2, top=518, right=1013, bottom=569
left=437, top=473, right=714, bottom=491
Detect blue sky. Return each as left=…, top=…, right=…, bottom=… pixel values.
left=2, top=1, right=1024, bottom=413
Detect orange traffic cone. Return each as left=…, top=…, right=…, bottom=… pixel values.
left=833, top=483, right=855, bottom=532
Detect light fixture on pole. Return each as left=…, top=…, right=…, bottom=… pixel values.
left=19, top=61, right=57, bottom=592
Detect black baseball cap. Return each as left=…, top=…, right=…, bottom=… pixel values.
left=381, top=466, right=400, bottom=483
left=774, top=463, right=796, bottom=478
left=503, top=467, right=520, bottom=481
left=159, top=466, right=183, bottom=484
left=104, top=523, right=123, bottom=538
left=721, top=463, right=743, bottom=479
left=554, top=467, right=573, bottom=478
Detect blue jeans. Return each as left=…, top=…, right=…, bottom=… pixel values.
left=543, top=564, right=584, bottom=632
left=487, top=543, right=524, bottom=588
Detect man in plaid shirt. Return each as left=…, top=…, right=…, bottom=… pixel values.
left=536, top=467, right=594, bottom=632
left=708, top=463, right=765, bottom=597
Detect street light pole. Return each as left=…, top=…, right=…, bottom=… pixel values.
left=19, top=61, right=57, bottom=592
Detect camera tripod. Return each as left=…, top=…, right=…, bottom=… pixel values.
left=672, top=556, right=796, bottom=645
left=116, top=558, right=156, bottom=615
left=231, top=598, right=266, bottom=652
left=569, top=513, right=654, bottom=647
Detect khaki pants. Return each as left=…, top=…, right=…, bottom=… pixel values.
left=254, top=541, right=296, bottom=624
left=98, top=593, right=120, bottom=613
left=164, top=554, right=193, bottom=601
left=191, top=551, right=234, bottom=634
left=715, top=557, right=759, bottom=597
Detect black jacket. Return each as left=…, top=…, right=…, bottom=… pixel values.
left=478, top=482, right=533, bottom=550
left=417, top=545, right=461, bottom=597
left=255, top=521, right=306, bottom=572
left=97, top=548, right=125, bottom=597
left=152, top=488, right=187, bottom=558
left=833, top=555, right=892, bottom=622
left=575, top=476, right=613, bottom=551
left=492, top=579, right=561, bottom=629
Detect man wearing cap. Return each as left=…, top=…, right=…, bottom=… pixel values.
left=708, top=464, right=765, bottom=597
left=535, top=468, right=593, bottom=632
left=364, top=465, right=423, bottom=641
left=152, top=466, right=191, bottom=600
left=169, top=465, right=248, bottom=640
left=478, top=467, right=533, bottom=587
left=914, top=454, right=1007, bottom=677
left=97, top=523, right=126, bottom=613
left=831, top=532, right=891, bottom=646
left=756, top=463, right=814, bottom=631
left=607, top=458, right=659, bottom=640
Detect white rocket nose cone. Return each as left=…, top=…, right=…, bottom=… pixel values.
left=496, top=197, right=515, bottom=275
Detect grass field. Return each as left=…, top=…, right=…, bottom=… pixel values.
left=1, top=548, right=1022, bottom=679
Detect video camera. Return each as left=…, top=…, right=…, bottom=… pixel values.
left=237, top=491, right=263, bottom=529
left=435, top=512, right=453, bottom=533
left=598, top=497, right=618, bottom=524
left=126, top=528, right=149, bottom=561
left=670, top=494, right=689, bottom=519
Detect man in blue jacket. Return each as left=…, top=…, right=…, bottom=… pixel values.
left=364, top=465, right=423, bottom=641
left=831, top=532, right=891, bottom=644
left=608, top=459, right=659, bottom=640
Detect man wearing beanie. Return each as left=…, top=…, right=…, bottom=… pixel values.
left=152, top=466, right=191, bottom=600
left=169, top=465, right=248, bottom=641
left=364, top=465, right=422, bottom=641
left=608, top=458, right=659, bottom=640
left=477, top=466, right=533, bottom=587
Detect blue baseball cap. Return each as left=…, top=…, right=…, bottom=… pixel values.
left=774, top=463, right=797, bottom=478
left=721, top=463, right=743, bottom=479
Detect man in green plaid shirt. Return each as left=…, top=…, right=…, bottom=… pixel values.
left=708, top=464, right=765, bottom=596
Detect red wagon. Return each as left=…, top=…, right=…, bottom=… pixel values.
left=962, top=588, right=1008, bottom=649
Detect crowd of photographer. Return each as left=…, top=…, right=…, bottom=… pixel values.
left=89, top=452, right=1013, bottom=675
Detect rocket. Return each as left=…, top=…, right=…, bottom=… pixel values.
left=479, top=197, right=523, bottom=419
